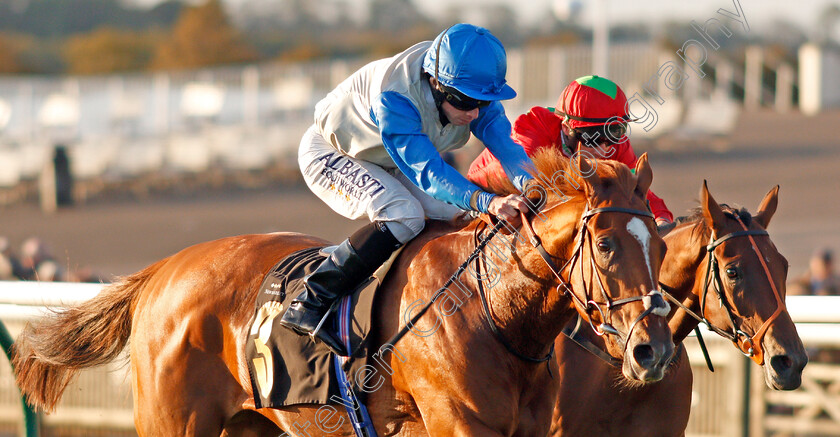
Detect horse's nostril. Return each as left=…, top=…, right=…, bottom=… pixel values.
left=633, top=344, right=655, bottom=366
left=770, top=354, right=793, bottom=373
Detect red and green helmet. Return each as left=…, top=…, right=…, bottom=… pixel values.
left=554, top=75, right=630, bottom=129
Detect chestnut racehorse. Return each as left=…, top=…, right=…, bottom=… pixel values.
left=13, top=151, right=673, bottom=436
left=549, top=182, right=808, bottom=437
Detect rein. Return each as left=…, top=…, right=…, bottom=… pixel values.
left=383, top=201, right=667, bottom=368
left=381, top=218, right=508, bottom=351
left=474, top=221, right=554, bottom=364
left=660, top=215, right=783, bottom=366
left=519, top=206, right=667, bottom=347
left=561, top=313, right=687, bottom=370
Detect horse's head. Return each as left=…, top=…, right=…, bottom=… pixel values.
left=524, top=151, right=673, bottom=382
left=666, top=182, right=807, bottom=390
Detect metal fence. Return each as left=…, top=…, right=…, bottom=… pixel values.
left=685, top=297, right=840, bottom=437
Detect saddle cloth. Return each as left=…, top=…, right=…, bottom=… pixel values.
left=245, top=246, right=383, bottom=409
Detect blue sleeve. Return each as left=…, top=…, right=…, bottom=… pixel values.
left=470, top=101, right=535, bottom=191
left=371, top=91, right=495, bottom=213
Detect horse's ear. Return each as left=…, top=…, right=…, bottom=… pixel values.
left=754, top=185, right=779, bottom=229
left=701, top=180, right=726, bottom=231
left=577, top=153, right=601, bottom=192
left=634, top=153, right=653, bottom=196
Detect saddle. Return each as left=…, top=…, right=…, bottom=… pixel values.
left=245, top=245, right=400, bottom=409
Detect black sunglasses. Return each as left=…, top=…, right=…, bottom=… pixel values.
left=439, top=85, right=490, bottom=111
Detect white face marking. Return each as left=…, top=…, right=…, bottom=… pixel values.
left=626, top=217, right=656, bottom=291
left=627, top=218, right=671, bottom=315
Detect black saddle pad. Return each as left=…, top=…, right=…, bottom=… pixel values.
left=246, top=246, right=378, bottom=409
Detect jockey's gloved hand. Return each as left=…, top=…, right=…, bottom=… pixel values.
left=488, top=194, right=529, bottom=228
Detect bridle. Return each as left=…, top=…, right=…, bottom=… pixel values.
left=382, top=195, right=671, bottom=366
left=475, top=200, right=670, bottom=363
left=661, top=213, right=785, bottom=365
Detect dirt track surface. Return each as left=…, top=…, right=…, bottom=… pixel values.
left=0, top=110, right=838, bottom=281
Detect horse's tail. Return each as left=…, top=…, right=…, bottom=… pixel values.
left=11, top=258, right=167, bottom=412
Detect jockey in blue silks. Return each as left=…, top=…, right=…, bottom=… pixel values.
left=280, top=24, right=536, bottom=356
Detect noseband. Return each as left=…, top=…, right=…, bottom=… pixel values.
left=662, top=214, right=784, bottom=365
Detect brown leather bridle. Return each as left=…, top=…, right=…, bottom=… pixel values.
left=517, top=205, right=668, bottom=345
left=662, top=213, right=784, bottom=365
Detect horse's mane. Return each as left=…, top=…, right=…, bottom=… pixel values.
left=673, top=204, right=753, bottom=239
left=481, top=148, right=636, bottom=206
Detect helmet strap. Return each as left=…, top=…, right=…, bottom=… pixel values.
left=423, top=71, right=451, bottom=126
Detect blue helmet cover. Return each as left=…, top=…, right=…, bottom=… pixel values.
left=422, top=23, right=517, bottom=101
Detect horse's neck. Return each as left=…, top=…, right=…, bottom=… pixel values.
left=470, top=213, right=582, bottom=359
left=482, top=242, right=575, bottom=358
left=402, top=210, right=580, bottom=360
left=661, top=224, right=710, bottom=343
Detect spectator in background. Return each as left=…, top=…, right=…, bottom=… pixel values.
left=19, top=237, right=49, bottom=280
left=789, top=248, right=840, bottom=296
left=0, top=253, right=11, bottom=280
left=0, top=236, right=102, bottom=283
left=0, top=237, right=16, bottom=280
left=0, top=236, right=25, bottom=280
left=19, top=237, right=67, bottom=282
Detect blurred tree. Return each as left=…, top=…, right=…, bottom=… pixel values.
left=476, top=4, right=522, bottom=46
left=0, top=33, right=26, bottom=74
left=64, top=28, right=162, bottom=75
left=151, top=0, right=259, bottom=70
left=0, top=0, right=180, bottom=38
left=525, top=29, right=583, bottom=48
left=368, top=0, right=430, bottom=33
left=439, top=4, right=465, bottom=28
left=146, top=1, right=185, bottom=28
left=232, top=0, right=325, bottom=58
left=276, top=41, right=329, bottom=63
left=0, top=0, right=183, bottom=74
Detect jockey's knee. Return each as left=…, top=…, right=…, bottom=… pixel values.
left=373, top=194, right=425, bottom=244
left=383, top=218, right=425, bottom=244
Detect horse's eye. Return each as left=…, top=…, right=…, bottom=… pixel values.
left=726, top=267, right=739, bottom=279
left=596, top=239, right=612, bottom=253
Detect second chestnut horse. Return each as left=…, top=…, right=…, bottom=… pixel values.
left=549, top=182, right=808, bottom=437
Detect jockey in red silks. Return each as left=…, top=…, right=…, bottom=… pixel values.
left=468, top=75, right=673, bottom=225
left=280, top=24, right=536, bottom=356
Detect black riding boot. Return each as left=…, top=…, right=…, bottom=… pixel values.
left=278, top=222, right=402, bottom=356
